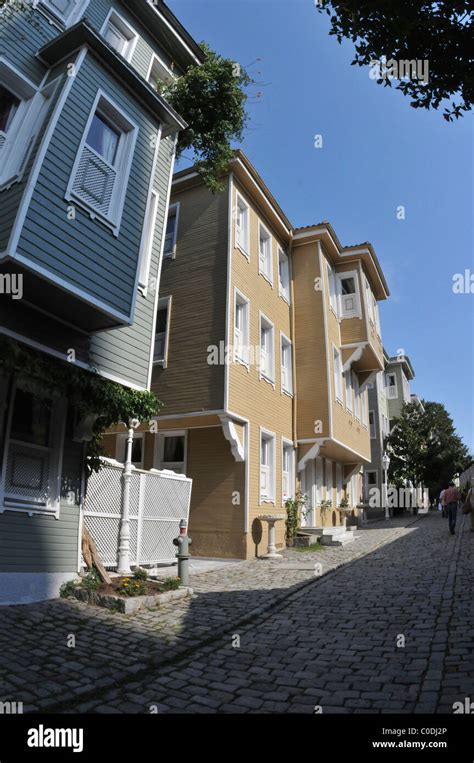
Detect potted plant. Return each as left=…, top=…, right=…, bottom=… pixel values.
left=319, top=499, right=333, bottom=526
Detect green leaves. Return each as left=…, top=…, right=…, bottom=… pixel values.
left=386, top=400, right=470, bottom=497
left=163, top=43, right=252, bottom=192
left=315, top=1, right=473, bottom=120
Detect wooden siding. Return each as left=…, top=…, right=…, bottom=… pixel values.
left=151, top=180, right=229, bottom=412
left=228, top=180, right=293, bottom=557
left=186, top=427, right=246, bottom=559
left=90, top=135, right=176, bottom=389
left=17, top=53, right=158, bottom=318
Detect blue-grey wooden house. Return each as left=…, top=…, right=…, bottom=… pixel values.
left=0, top=0, right=203, bottom=603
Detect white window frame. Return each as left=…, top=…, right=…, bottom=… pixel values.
left=337, top=270, right=361, bottom=319
left=101, top=9, right=139, bottom=62
left=65, top=89, right=138, bottom=237
left=163, top=202, right=179, bottom=258
left=281, top=438, right=295, bottom=505
left=386, top=372, right=398, bottom=399
left=115, top=432, right=144, bottom=469
left=325, top=458, right=334, bottom=506
left=278, top=247, right=290, bottom=303
left=260, top=428, right=276, bottom=504
left=361, top=387, right=368, bottom=427
left=138, top=189, right=159, bottom=293
left=280, top=332, right=293, bottom=396
left=234, top=288, right=250, bottom=367
left=155, top=430, right=187, bottom=474
left=146, top=53, right=176, bottom=87
left=154, top=295, right=172, bottom=367
left=0, top=59, right=57, bottom=191
left=259, top=312, right=275, bottom=385
left=0, top=379, right=66, bottom=519
left=39, top=0, right=90, bottom=27
left=336, top=463, right=343, bottom=506
left=364, top=275, right=375, bottom=325
left=333, top=345, right=343, bottom=403
left=258, top=221, right=273, bottom=285
left=345, top=370, right=353, bottom=413
left=235, top=193, right=249, bottom=257
left=353, top=370, right=361, bottom=420
left=326, top=260, right=338, bottom=316
left=369, top=410, right=376, bottom=439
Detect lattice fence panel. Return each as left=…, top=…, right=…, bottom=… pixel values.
left=83, top=464, right=192, bottom=569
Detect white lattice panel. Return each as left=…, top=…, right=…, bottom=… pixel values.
left=84, top=464, right=192, bottom=569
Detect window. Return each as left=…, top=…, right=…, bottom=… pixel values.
left=364, top=275, right=375, bottom=324
left=235, top=195, right=249, bottom=254
left=278, top=248, right=290, bottom=302
left=103, top=11, right=138, bottom=62
left=333, top=346, right=343, bottom=402
left=259, top=314, right=274, bottom=383
left=138, top=189, right=159, bottom=292
left=259, top=223, right=272, bottom=283
left=1, top=382, right=65, bottom=517
left=147, top=54, right=175, bottom=88
left=353, top=371, right=361, bottom=419
left=280, top=334, right=293, bottom=394
left=386, top=373, right=397, bottom=399
left=345, top=371, right=353, bottom=412
left=282, top=440, right=295, bottom=504
left=154, top=296, right=171, bottom=366
left=66, top=91, right=138, bottom=235
left=365, top=470, right=378, bottom=500
left=326, top=261, right=338, bottom=314
left=260, top=430, right=275, bottom=502
left=163, top=204, right=179, bottom=258
left=0, top=85, right=19, bottom=134
left=115, top=433, right=144, bottom=468
left=336, top=463, right=343, bottom=506
left=234, top=290, right=249, bottom=365
left=326, top=459, right=334, bottom=506
left=361, top=388, right=368, bottom=426
left=337, top=271, right=360, bottom=318
left=40, top=0, right=89, bottom=26
left=373, top=296, right=381, bottom=335
left=369, top=410, right=376, bottom=439
left=156, top=431, right=186, bottom=473
left=0, top=60, right=55, bottom=190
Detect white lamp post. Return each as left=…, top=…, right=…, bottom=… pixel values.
left=117, top=418, right=140, bottom=574
left=382, top=451, right=391, bottom=520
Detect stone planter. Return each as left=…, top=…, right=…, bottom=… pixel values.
left=72, top=586, right=193, bottom=614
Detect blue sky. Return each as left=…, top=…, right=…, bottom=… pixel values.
left=171, top=0, right=474, bottom=453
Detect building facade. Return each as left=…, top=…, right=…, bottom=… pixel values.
left=104, top=152, right=390, bottom=559
left=0, top=0, right=202, bottom=603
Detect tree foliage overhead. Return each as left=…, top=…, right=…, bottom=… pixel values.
left=162, top=43, right=252, bottom=192
left=386, top=400, right=471, bottom=498
left=315, top=1, right=473, bottom=120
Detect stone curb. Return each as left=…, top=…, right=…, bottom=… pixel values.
left=72, top=586, right=193, bottom=614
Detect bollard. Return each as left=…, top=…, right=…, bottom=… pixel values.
left=173, top=518, right=192, bottom=587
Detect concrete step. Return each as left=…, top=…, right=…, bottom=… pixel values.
left=321, top=532, right=355, bottom=547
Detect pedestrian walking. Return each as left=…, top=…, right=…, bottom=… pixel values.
left=462, top=480, right=474, bottom=532
left=444, top=482, right=460, bottom=535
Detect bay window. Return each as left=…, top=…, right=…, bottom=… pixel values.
left=337, top=270, right=360, bottom=318
left=40, top=0, right=90, bottom=26
left=103, top=11, right=138, bottom=62
left=163, top=203, right=179, bottom=258
left=326, top=261, right=338, bottom=314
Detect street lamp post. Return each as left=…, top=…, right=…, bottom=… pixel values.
left=117, top=418, right=140, bottom=574
left=382, top=451, right=391, bottom=521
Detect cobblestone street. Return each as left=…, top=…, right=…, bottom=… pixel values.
left=0, top=511, right=472, bottom=714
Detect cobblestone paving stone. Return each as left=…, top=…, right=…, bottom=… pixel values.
left=0, top=512, right=472, bottom=714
